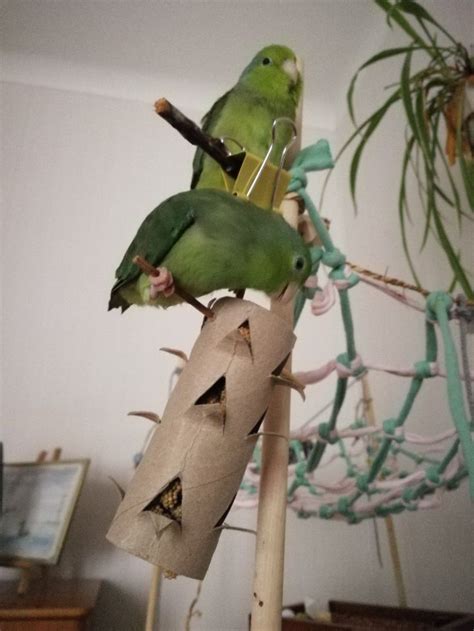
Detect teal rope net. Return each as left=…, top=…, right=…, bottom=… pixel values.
left=236, top=141, right=474, bottom=522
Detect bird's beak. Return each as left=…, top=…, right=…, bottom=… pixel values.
left=275, top=282, right=298, bottom=304
left=282, top=58, right=299, bottom=84
left=295, top=55, right=303, bottom=76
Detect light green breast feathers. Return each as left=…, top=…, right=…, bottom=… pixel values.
left=109, top=189, right=311, bottom=312
left=191, top=44, right=302, bottom=190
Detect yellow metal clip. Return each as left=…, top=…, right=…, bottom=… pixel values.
left=232, top=153, right=291, bottom=212
left=219, top=118, right=297, bottom=212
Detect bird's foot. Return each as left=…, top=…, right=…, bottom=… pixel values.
left=133, top=255, right=214, bottom=320
left=149, top=267, right=175, bottom=299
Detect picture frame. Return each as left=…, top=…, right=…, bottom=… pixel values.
left=0, top=459, right=89, bottom=565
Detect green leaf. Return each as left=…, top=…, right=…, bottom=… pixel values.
left=398, top=135, right=422, bottom=285
left=420, top=170, right=433, bottom=251
left=397, top=1, right=435, bottom=23
left=347, top=47, right=417, bottom=125
left=361, top=46, right=428, bottom=69
left=319, top=99, right=396, bottom=210
left=434, top=219, right=473, bottom=298
left=339, top=99, right=396, bottom=161
left=456, top=106, right=474, bottom=212
left=346, top=45, right=453, bottom=127
left=431, top=193, right=473, bottom=298
left=459, top=157, right=474, bottom=212
left=349, top=91, right=401, bottom=209
left=395, top=0, right=458, bottom=47
left=374, top=0, right=435, bottom=55
left=447, top=273, right=457, bottom=294
left=400, top=51, right=418, bottom=134
left=319, top=87, right=401, bottom=212
left=399, top=184, right=422, bottom=287
left=423, top=77, right=452, bottom=91
left=399, top=134, right=416, bottom=221
left=434, top=183, right=454, bottom=208
left=434, top=135, right=465, bottom=228
left=415, top=88, right=435, bottom=171
left=347, top=76, right=358, bottom=127
left=400, top=50, right=434, bottom=172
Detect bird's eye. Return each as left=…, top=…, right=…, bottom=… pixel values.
left=262, top=57, right=272, bottom=66
left=293, top=255, right=305, bottom=271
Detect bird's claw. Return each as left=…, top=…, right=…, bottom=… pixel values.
left=149, top=267, right=175, bottom=299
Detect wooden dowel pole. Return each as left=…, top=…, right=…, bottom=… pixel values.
left=251, top=198, right=299, bottom=631
left=251, top=60, right=303, bottom=628
left=144, top=565, right=162, bottom=631
left=361, top=374, right=407, bottom=607
left=384, top=513, right=407, bottom=608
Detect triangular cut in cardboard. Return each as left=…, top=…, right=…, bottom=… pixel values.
left=143, top=477, right=183, bottom=524
left=237, top=319, right=252, bottom=356
left=247, top=408, right=268, bottom=436
left=195, top=375, right=226, bottom=424
left=272, top=352, right=290, bottom=377
left=213, top=492, right=238, bottom=529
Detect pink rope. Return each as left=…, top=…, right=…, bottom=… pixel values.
left=374, top=470, right=425, bottom=491
left=404, top=428, right=457, bottom=445
left=295, top=355, right=364, bottom=385
left=295, top=360, right=337, bottom=384
left=290, top=421, right=457, bottom=450
left=234, top=453, right=462, bottom=514
left=295, top=359, right=473, bottom=385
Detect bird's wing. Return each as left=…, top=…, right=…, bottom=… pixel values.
left=190, top=89, right=231, bottom=189
left=109, top=197, right=196, bottom=309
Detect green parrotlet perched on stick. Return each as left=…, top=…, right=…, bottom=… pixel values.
left=108, top=189, right=311, bottom=313
left=191, top=44, right=302, bottom=190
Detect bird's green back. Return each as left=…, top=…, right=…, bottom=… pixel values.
left=162, top=192, right=304, bottom=296
left=109, top=196, right=196, bottom=309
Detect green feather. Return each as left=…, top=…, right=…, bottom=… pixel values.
left=109, top=189, right=311, bottom=312
left=192, top=44, right=302, bottom=190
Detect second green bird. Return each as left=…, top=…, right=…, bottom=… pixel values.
left=191, top=44, right=302, bottom=190
left=109, top=189, right=311, bottom=312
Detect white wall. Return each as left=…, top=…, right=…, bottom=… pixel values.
left=1, top=2, right=473, bottom=630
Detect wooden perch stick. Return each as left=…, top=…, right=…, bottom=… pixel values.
left=133, top=255, right=215, bottom=320
left=155, top=98, right=244, bottom=178
left=145, top=565, right=162, bottom=631
left=361, top=374, right=407, bottom=607
left=251, top=56, right=303, bottom=627
left=251, top=198, right=299, bottom=631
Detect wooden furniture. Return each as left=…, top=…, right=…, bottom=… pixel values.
left=0, top=579, right=101, bottom=630
left=329, top=600, right=474, bottom=630
left=273, top=601, right=474, bottom=630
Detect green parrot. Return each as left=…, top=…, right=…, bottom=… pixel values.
left=109, top=189, right=311, bottom=312
left=191, top=44, right=302, bottom=190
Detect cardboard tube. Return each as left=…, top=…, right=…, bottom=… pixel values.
left=107, top=297, right=295, bottom=580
